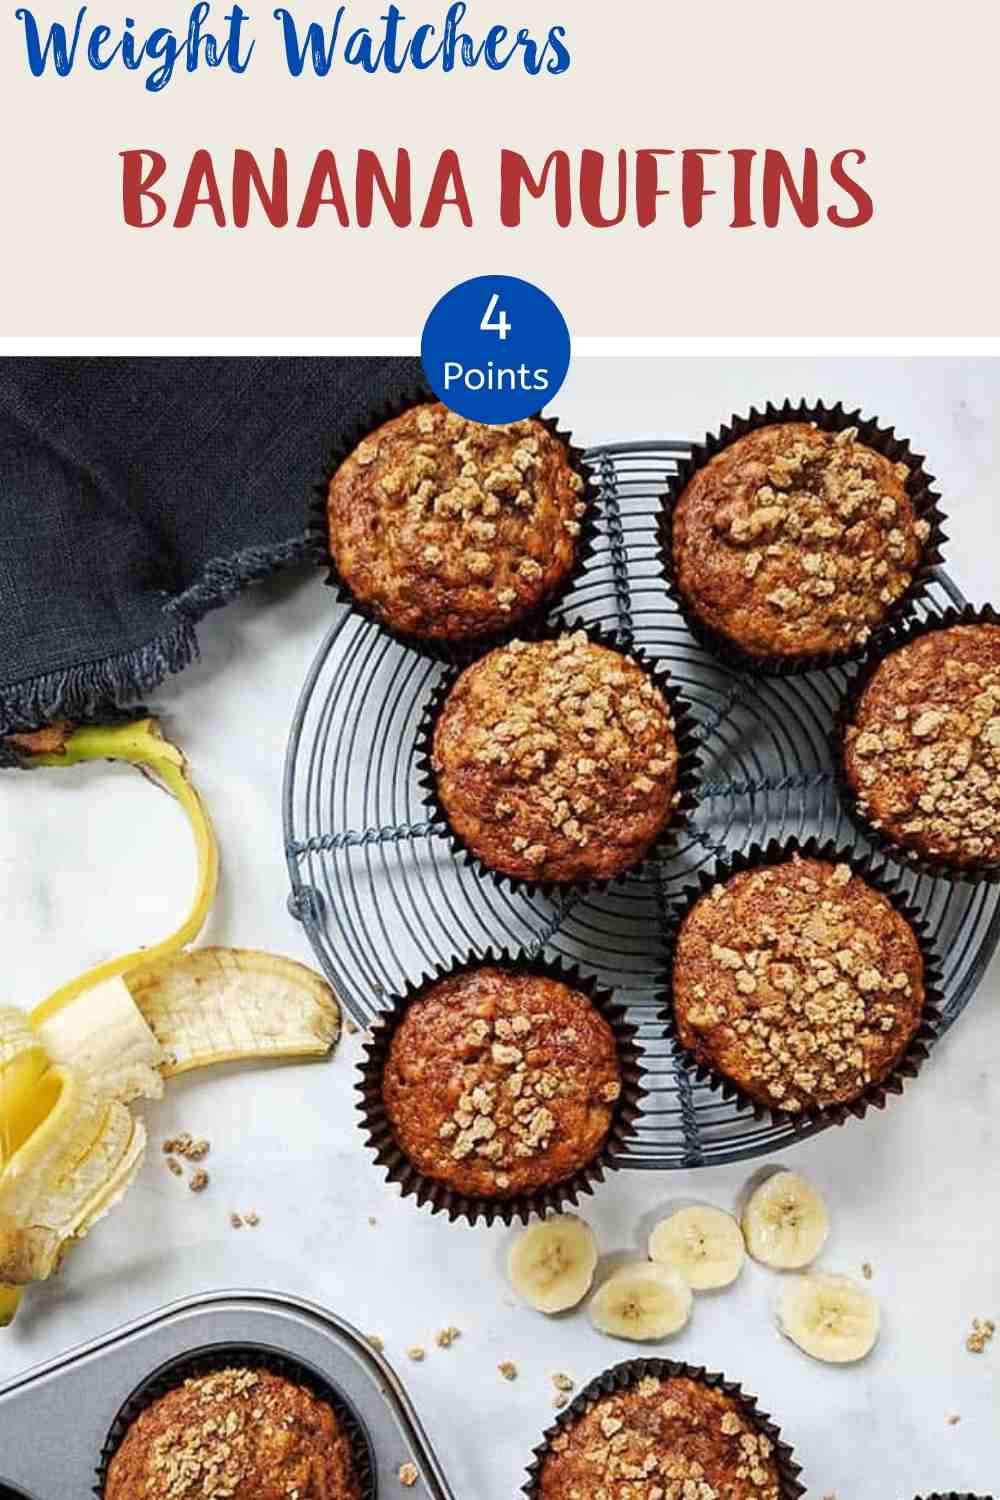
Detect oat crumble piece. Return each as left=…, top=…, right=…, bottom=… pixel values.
left=861, top=1262, right=873, bottom=1280
left=966, top=1316, right=995, bottom=1354
left=498, top=1361, right=518, bottom=1381
left=229, top=1212, right=243, bottom=1229
left=436, top=1326, right=461, bottom=1348
left=406, top=1346, right=426, bottom=1362
left=164, top=1156, right=183, bottom=1177
left=188, top=1169, right=209, bottom=1193
left=398, top=1460, right=420, bottom=1487
left=367, top=1334, right=385, bottom=1353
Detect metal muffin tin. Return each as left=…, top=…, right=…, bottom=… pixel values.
left=0, top=1289, right=456, bottom=1499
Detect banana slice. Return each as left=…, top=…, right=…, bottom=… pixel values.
left=34, top=976, right=165, bottom=1105
left=649, top=1205, right=745, bottom=1290
left=0, top=1065, right=146, bottom=1285
left=589, top=1262, right=693, bottom=1341
left=742, top=1170, right=829, bottom=1269
left=508, top=1215, right=598, bottom=1313
left=776, top=1272, right=880, bottom=1363
left=127, top=948, right=341, bottom=1073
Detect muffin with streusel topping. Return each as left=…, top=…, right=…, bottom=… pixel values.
left=428, top=631, right=684, bottom=885
left=103, top=1364, right=362, bottom=1500
left=534, top=1369, right=786, bottom=1500
left=324, top=403, right=589, bottom=645
left=378, top=964, right=624, bottom=1202
left=842, top=619, right=1000, bottom=872
left=668, top=853, right=927, bottom=1116
left=667, top=419, right=932, bottom=664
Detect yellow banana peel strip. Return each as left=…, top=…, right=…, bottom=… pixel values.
left=26, top=718, right=219, bottom=1028
left=128, top=948, right=341, bottom=1074
left=34, top=976, right=165, bottom=1106
left=0, top=1065, right=145, bottom=1286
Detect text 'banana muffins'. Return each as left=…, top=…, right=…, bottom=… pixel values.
left=671, top=855, right=924, bottom=1114
left=104, top=1365, right=362, bottom=1500
left=538, top=1373, right=781, bottom=1500
left=431, top=632, right=680, bottom=884
left=326, top=403, right=588, bottom=644
left=381, top=966, right=622, bottom=1200
left=671, top=422, right=929, bottom=661
left=843, top=621, right=1000, bottom=870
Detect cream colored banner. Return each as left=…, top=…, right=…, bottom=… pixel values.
left=1, top=1, right=997, bottom=335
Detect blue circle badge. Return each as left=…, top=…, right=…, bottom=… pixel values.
left=420, top=274, right=571, bottom=424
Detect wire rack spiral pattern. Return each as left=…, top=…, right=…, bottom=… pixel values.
left=284, top=439, right=1000, bottom=1169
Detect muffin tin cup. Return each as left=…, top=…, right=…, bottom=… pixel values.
left=658, top=834, right=945, bottom=1132
left=306, top=387, right=602, bottom=665
left=414, top=617, right=702, bottom=902
left=656, top=398, right=947, bottom=678
left=833, top=602, right=1000, bottom=886
left=522, top=1357, right=806, bottom=1500
left=356, top=947, right=646, bottom=1228
left=95, top=1341, right=377, bottom=1500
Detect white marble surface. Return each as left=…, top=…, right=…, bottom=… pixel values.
left=1, top=358, right=999, bottom=1499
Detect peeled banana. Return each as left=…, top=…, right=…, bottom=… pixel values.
left=508, top=1215, right=598, bottom=1314
left=742, top=1170, right=830, bottom=1270
left=589, top=1262, right=693, bottom=1341
left=776, top=1272, right=880, bottom=1363
left=649, top=1205, right=745, bottom=1291
left=1, top=717, right=342, bottom=1326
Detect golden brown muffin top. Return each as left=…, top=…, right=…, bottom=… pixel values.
left=672, top=422, right=928, bottom=659
left=539, top=1374, right=781, bottom=1500
left=382, top=967, right=621, bottom=1199
left=672, top=856, right=924, bottom=1114
left=844, top=623, right=1000, bottom=867
left=432, top=633, right=680, bottom=884
left=326, top=403, right=586, bottom=641
left=104, top=1366, right=361, bottom=1500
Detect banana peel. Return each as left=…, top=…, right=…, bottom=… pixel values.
left=1, top=717, right=340, bottom=1324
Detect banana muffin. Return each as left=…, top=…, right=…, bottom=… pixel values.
left=670, top=855, right=925, bottom=1114
left=536, top=1371, right=782, bottom=1500
left=104, top=1365, right=362, bottom=1500
left=381, top=966, right=622, bottom=1201
left=430, top=632, right=681, bottom=884
left=842, top=621, right=1000, bottom=870
left=325, top=403, right=588, bottom=644
left=670, top=422, right=930, bottom=661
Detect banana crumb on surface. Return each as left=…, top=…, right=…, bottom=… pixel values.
left=366, top=1334, right=384, bottom=1352
left=436, top=1326, right=461, bottom=1348
left=498, top=1361, right=518, bottom=1381
left=966, top=1316, right=995, bottom=1353
left=406, top=1346, right=426, bottom=1362
left=398, top=1461, right=419, bottom=1487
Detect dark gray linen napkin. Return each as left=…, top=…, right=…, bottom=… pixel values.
left=0, top=355, right=422, bottom=752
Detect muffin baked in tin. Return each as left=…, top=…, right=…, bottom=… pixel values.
left=323, top=401, right=592, bottom=649
left=841, top=614, right=1000, bottom=876
left=101, top=1352, right=367, bottom=1500
left=658, top=401, right=944, bottom=673
left=663, top=843, right=941, bottom=1122
left=525, top=1359, right=804, bottom=1500
left=423, top=628, right=695, bottom=888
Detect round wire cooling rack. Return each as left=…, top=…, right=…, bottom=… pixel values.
left=283, top=438, right=1000, bottom=1170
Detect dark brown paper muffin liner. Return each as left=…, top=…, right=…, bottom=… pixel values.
left=834, top=602, right=1000, bottom=886
left=94, top=1343, right=376, bottom=1500
left=658, top=835, right=944, bottom=1132
left=656, top=399, right=947, bottom=677
left=306, top=387, right=602, bottom=664
left=356, top=947, right=645, bottom=1228
left=414, top=617, right=702, bottom=900
left=522, top=1357, right=805, bottom=1500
